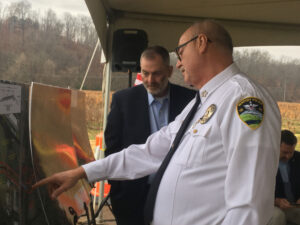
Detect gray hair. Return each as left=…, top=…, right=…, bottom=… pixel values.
left=140, top=45, right=170, bottom=66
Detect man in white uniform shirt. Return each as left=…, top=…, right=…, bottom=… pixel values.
left=33, top=20, right=281, bottom=225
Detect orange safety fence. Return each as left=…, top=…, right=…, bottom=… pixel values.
left=90, top=132, right=111, bottom=197
left=95, top=132, right=103, bottom=150
left=90, top=181, right=111, bottom=197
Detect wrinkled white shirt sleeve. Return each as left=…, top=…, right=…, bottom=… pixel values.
left=82, top=107, right=189, bottom=183
left=219, top=89, right=281, bottom=225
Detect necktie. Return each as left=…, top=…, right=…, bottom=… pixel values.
left=144, top=92, right=200, bottom=224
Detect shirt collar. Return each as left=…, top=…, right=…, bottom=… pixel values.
left=147, top=85, right=170, bottom=105
left=279, top=161, right=289, bottom=166
left=199, top=63, right=240, bottom=103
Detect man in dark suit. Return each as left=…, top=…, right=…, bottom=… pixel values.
left=269, top=130, right=300, bottom=225
left=104, top=46, right=196, bottom=225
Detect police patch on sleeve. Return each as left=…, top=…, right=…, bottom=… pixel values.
left=236, top=97, right=264, bottom=130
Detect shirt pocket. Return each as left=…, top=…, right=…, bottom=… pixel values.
left=186, top=123, right=212, bottom=166
left=169, top=120, right=193, bottom=165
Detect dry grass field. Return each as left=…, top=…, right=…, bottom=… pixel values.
left=278, top=102, right=300, bottom=151
left=83, top=90, right=111, bottom=150
left=84, top=91, right=300, bottom=152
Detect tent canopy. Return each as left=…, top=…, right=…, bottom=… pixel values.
left=85, top=0, right=300, bottom=60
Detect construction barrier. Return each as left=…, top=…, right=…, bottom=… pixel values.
left=90, top=132, right=111, bottom=197
left=134, top=73, right=143, bottom=86
left=91, top=181, right=111, bottom=197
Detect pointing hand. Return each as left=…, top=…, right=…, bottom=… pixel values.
left=32, top=167, right=86, bottom=199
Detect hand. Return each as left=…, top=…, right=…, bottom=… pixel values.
left=275, top=198, right=294, bottom=209
left=32, top=167, right=86, bottom=199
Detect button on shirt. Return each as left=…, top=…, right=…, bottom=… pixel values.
left=83, top=63, right=281, bottom=225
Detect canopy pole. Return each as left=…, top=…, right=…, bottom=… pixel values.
left=80, top=39, right=100, bottom=90
left=95, top=58, right=112, bottom=224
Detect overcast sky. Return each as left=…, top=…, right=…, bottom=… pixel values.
left=2, top=0, right=300, bottom=61
left=1, top=0, right=90, bottom=17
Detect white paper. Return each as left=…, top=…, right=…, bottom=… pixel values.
left=0, top=83, right=21, bottom=114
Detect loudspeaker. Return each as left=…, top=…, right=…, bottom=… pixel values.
left=112, top=29, right=148, bottom=72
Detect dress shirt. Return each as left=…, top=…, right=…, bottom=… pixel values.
left=279, top=161, right=290, bottom=183
left=82, top=63, right=281, bottom=225
left=147, top=90, right=169, bottom=183
left=147, top=91, right=169, bottom=134
left=279, top=161, right=295, bottom=202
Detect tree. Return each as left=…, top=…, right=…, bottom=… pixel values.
left=77, top=15, right=98, bottom=46
left=234, top=48, right=300, bottom=102
left=8, top=0, right=31, bottom=48
left=8, top=0, right=31, bottom=20
left=41, top=9, right=63, bottom=35
left=0, top=1, right=103, bottom=90
left=63, top=12, right=77, bottom=41
left=0, top=2, right=3, bottom=22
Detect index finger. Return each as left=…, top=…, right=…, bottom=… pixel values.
left=32, top=176, right=56, bottom=190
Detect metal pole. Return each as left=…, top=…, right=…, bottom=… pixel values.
left=283, top=74, right=287, bottom=102
left=128, top=69, right=132, bottom=87
left=95, top=58, right=112, bottom=224
left=80, top=39, right=100, bottom=90
left=102, top=62, right=112, bottom=147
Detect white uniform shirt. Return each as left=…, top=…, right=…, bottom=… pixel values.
left=83, top=63, right=281, bottom=225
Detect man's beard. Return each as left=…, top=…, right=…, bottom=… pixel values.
left=144, top=79, right=169, bottom=97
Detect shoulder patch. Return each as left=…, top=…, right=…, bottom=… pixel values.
left=236, top=97, right=264, bottom=130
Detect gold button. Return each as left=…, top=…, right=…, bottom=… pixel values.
left=201, top=90, right=208, bottom=97
left=193, top=129, right=198, bottom=133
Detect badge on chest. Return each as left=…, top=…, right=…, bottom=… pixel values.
left=192, top=104, right=217, bottom=131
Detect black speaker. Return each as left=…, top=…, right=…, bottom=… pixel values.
left=112, top=29, right=148, bottom=72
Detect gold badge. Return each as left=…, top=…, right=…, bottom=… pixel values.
left=199, top=104, right=217, bottom=124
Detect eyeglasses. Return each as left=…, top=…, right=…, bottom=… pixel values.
left=174, top=35, right=212, bottom=61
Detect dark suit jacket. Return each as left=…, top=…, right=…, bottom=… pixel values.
left=275, top=151, right=300, bottom=202
left=104, top=83, right=196, bottom=224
